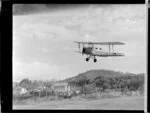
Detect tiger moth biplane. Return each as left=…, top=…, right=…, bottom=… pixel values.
left=74, top=41, right=125, bottom=62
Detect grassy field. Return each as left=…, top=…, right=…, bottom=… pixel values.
left=13, top=95, right=144, bottom=110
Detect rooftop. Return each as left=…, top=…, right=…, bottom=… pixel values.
left=52, top=82, right=68, bottom=86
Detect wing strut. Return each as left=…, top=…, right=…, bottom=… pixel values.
left=109, top=44, right=110, bottom=54
left=112, top=45, right=114, bottom=53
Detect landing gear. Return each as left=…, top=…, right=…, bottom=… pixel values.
left=85, top=55, right=97, bottom=62
left=86, top=58, right=89, bottom=61
left=94, top=58, right=97, bottom=62
left=93, top=56, right=97, bottom=62
left=86, top=55, right=91, bottom=62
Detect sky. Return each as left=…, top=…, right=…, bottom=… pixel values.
left=13, top=4, right=147, bottom=82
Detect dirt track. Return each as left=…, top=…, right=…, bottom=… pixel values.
left=13, top=96, right=144, bottom=110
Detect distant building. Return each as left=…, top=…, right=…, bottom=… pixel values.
left=13, top=86, right=28, bottom=95
left=52, top=82, right=70, bottom=93
left=45, top=83, right=53, bottom=89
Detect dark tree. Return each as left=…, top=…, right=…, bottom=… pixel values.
left=19, top=78, right=34, bottom=90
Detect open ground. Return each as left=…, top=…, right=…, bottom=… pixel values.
left=13, top=95, right=144, bottom=110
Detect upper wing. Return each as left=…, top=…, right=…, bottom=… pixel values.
left=91, top=42, right=125, bottom=45
left=74, top=41, right=125, bottom=45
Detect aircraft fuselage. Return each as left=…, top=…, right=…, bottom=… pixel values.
left=82, top=47, right=124, bottom=57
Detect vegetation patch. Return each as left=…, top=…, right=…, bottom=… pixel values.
left=13, top=70, right=145, bottom=105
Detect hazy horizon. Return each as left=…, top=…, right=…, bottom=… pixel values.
left=13, top=4, right=147, bottom=82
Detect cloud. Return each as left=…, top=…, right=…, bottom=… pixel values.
left=13, top=60, right=59, bottom=81
left=83, top=34, right=98, bottom=42
left=13, top=4, right=145, bottom=43
left=13, top=4, right=48, bottom=15
left=13, top=4, right=146, bottom=77
left=63, top=46, right=78, bottom=52
left=13, top=4, right=85, bottom=15
left=13, top=60, right=72, bottom=82
left=21, top=23, right=76, bottom=41
left=39, top=48, right=49, bottom=53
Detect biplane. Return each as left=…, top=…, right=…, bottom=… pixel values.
left=74, top=41, right=125, bottom=62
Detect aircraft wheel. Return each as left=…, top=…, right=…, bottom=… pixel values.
left=94, top=59, right=97, bottom=62
left=86, top=58, right=89, bottom=61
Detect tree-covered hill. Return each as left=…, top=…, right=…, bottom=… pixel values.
left=13, top=69, right=145, bottom=94
left=64, top=69, right=144, bottom=83
left=61, top=69, right=144, bottom=93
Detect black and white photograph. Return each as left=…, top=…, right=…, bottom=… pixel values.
left=12, top=4, right=147, bottom=110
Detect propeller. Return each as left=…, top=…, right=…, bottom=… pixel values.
left=74, top=51, right=82, bottom=54
left=78, top=43, right=80, bottom=52
left=76, top=42, right=85, bottom=55
left=82, top=48, right=85, bottom=55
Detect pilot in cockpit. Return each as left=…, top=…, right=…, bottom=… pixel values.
left=95, top=47, right=102, bottom=50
